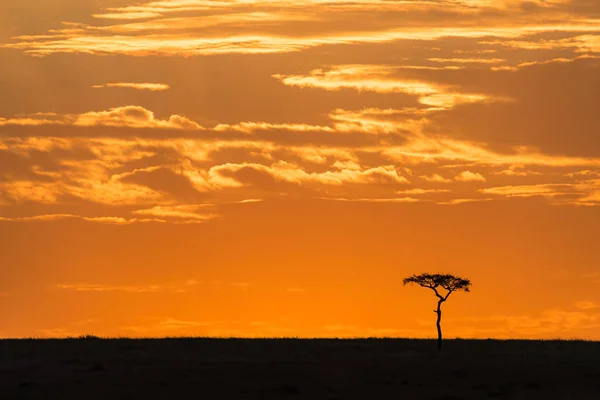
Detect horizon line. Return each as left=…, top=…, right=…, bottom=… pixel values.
left=1, top=336, right=598, bottom=342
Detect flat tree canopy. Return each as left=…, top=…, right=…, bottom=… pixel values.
left=403, top=273, right=471, bottom=299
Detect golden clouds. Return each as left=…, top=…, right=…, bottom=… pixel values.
left=483, top=34, right=600, bottom=53
left=428, top=58, right=506, bottom=64
left=490, top=55, right=597, bottom=71
left=480, top=180, right=600, bottom=206
left=2, top=101, right=600, bottom=217
left=327, top=108, right=424, bottom=135
left=56, top=281, right=198, bottom=293
left=437, top=198, right=493, bottom=205
left=92, top=83, right=170, bottom=91
left=3, top=0, right=599, bottom=58
left=0, top=106, right=202, bottom=130
left=0, top=214, right=78, bottom=222
left=0, top=114, right=65, bottom=127
left=455, top=171, right=486, bottom=182
left=93, top=11, right=164, bottom=20
left=1, top=182, right=60, bottom=204
left=0, top=211, right=217, bottom=225
left=4, top=26, right=598, bottom=58
left=82, top=216, right=165, bottom=225
left=63, top=178, right=165, bottom=206
left=322, top=197, right=419, bottom=203
left=273, top=65, right=493, bottom=108
left=481, top=184, right=565, bottom=197
left=380, top=134, right=600, bottom=168
left=0, top=215, right=162, bottom=224
left=420, top=174, right=452, bottom=183
left=75, top=106, right=202, bottom=130
left=214, top=122, right=334, bottom=133
left=91, top=12, right=317, bottom=33
left=397, top=188, right=450, bottom=195
left=133, top=204, right=219, bottom=222
left=209, top=162, right=410, bottom=186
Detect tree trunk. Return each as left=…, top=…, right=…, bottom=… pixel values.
left=436, top=300, right=443, bottom=350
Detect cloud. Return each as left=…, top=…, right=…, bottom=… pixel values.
left=480, top=183, right=567, bottom=197
left=3, top=6, right=599, bottom=57
left=381, top=132, right=600, bottom=168
left=397, top=188, right=451, bottom=195
left=91, top=12, right=317, bottom=34
left=3, top=103, right=600, bottom=213
left=0, top=181, right=61, bottom=204
left=92, top=83, right=170, bottom=91
left=273, top=65, right=494, bottom=108
left=428, top=57, right=506, bottom=64
left=0, top=106, right=203, bottom=130
left=236, top=198, right=262, bottom=204
left=133, top=204, right=219, bottom=222
left=56, top=282, right=194, bottom=293
left=437, top=198, right=494, bottom=205
left=93, top=11, right=163, bottom=20
left=210, top=161, right=410, bottom=187
left=75, top=106, right=203, bottom=130
left=327, top=107, right=430, bottom=135
left=85, top=0, right=590, bottom=20
left=494, top=165, right=540, bottom=176
left=566, top=170, right=600, bottom=178
left=0, top=214, right=214, bottom=225
left=3, top=105, right=600, bottom=172
left=320, top=197, right=420, bottom=203
left=64, top=178, right=166, bottom=206
left=214, top=122, right=334, bottom=133
left=81, top=217, right=166, bottom=225
left=479, top=180, right=600, bottom=206
left=490, top=55, right=599, bottom=71
left=0, top=214, right=78, bottom=222
left=117, top=166, right=207, bottom=199
left=332, top=160, right=362, bottom=170
left=455, top=171, right=486, bottom=182
left=420, top=174, right=452, bottom=183
left=482, top=34, right=600, bottom=54
left=285, top=147, right=358, bottom=165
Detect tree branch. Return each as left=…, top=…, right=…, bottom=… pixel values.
left=428, top=286, right=444, bottom=300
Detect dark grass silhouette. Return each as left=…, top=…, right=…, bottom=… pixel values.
left=1, top=338, right=599, bottom=399
left=403, top=273, right=471, bottom=350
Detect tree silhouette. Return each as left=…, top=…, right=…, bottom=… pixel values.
left=403, top=273, right=471, bottom=350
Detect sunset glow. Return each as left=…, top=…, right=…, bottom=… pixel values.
left=1, top=0, right=599, bottom=340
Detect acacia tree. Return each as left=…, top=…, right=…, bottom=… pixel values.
left=403, top=273, right=471, bottom=349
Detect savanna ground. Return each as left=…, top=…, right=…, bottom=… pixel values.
left=1, top=338, right=599, bottom=399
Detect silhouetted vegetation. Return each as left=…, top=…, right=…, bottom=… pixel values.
left=403, top=273, right=471, bottom=349
left=76, top=334, right=102, bottom=340
left=1, top=338, right=599, bottom=399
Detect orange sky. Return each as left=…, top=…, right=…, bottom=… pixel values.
left=1, top=0, right=599, bottom=339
